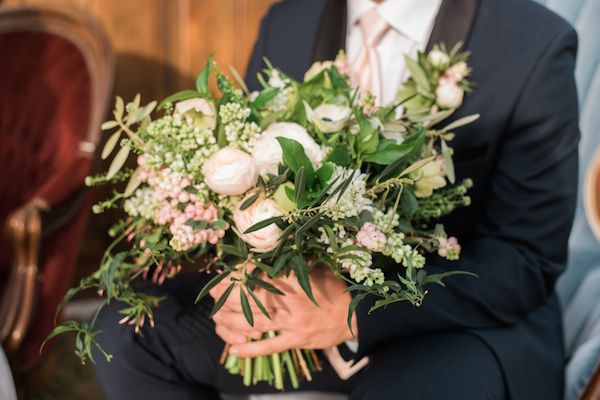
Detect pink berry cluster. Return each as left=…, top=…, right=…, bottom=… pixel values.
left=356, top=222, right=387, bottom=252
left=138, top=156, right=226, bottom=251
left=437, top=236, right=461, bottom=260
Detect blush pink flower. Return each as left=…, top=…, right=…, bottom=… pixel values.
left=356, top=222, right=387, bottom=252
left=437, top=236, right=461, bottom=260
left=233, top=194, right=283, bottom=253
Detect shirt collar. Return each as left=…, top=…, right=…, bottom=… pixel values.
left=347, top=0, right=443, bottom=44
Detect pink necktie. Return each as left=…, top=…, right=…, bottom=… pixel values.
left=351, top=8, right=391, bottom=105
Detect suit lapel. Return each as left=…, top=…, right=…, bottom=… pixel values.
left=426, top=0, right=480, bottom=51
left=311, top=0, right=346, bottom=63
left=311, top=0, right=479, bottom=64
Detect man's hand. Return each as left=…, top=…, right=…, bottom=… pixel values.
left=210, top=265, right=358, bottom=358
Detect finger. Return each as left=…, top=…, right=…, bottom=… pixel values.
left=214, top=324, right=247, bottom=345
left=213, top=309, right=278, bottom=332
left=229, top=333, right=296, bottom=358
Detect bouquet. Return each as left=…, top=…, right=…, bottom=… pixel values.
left=47, top=44, right=478, bottom=390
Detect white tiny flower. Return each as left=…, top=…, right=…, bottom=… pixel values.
left=304, top=101, right=352, bottom=133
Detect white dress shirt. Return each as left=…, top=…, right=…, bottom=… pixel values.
left=343, top=0, right=442, bottom=354
left=346, top=0, right=443, bottom=106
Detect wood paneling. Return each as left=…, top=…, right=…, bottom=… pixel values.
left=0, top=0, right=278, bottom=277
left=3, top=0, right=278, bottom=99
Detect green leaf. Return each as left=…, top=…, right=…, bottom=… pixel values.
left=399, top=156, right=436, bottom=178
left=294, top=166, right=306, bottom=203
left=276, top=137, right=315, bottom=186
left=240, top=192, right=260, bottom=210
left=106, top=145, right=131, bottom=179
left=253, top=87, right=280, bottom=108
left=364, top=140, right=413, bottom=165
left=240, top=288, right=254, bottom=326
left=101, top=120, right=118, bottom=130
left=441, top=139, right=456, bottom=184
left=326, top=145, right=352, bottom=167
left=401, top=190, right=418, bottom=215
left=101, top=130, right=122, bottom=160
left=243, top=216, right=282, bottom=234
left=114, top=96, right=125, bottom=121
left=291, top=255, right=317, bottom=305
left=357, top=117, right=380, bottom=154
left=196, top=53, right=214, bottom=96
left=228, top=65, right=249, bottom=94
left=405, top=56, right=431, bottom=94
left=441, top=114, right=480, bottom=132
left=423, top=270, right=478, bottom=287
left=378, top=128, right=425, bottom=180
left=209, top=282, right=235, bottom=317
left=159, top=90, right=202, bottom=109
left=252, top=277, right=284, bottom=295
left=316, top=162, right=334, bottom=187
left=347, top=294, right=366, bottom=336
left=134, top=100, right=157, bottom=123
left=247, top=287, right=271, bottom=320
left=124, top=168, right=143, bottom=196
left=219, top=244, right=246, bottom=258
left=195, top=272, right=230, bottom=303
left=296, top=212, right=323, bottom=236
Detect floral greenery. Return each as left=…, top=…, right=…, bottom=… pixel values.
left=46, top=46, right=478, bottom=389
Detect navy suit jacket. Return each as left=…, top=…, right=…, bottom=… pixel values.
left=245, top=1, right=580, bottom=398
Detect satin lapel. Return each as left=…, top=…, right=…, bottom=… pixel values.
left=311, top=0, right=347, bottom=63
left=426, top=0, right=480, bottom=52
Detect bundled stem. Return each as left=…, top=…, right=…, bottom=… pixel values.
left=222, top=330, right=319, bottom=390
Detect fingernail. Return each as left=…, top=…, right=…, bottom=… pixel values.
left=229, top=346, right=238, bottom=355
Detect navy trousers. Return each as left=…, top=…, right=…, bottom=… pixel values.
left=93, top=273, right=507, bottom=399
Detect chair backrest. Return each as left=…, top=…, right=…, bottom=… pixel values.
left=534, top=0, right=600, bottom=304
left=0, top=5, right=114, bottom=266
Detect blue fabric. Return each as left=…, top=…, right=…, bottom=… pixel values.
left=535, top=0, right=600, bottom=305
left=535, top=1, right=600, bottom=398
left=563, top=268, right=600, bottom=400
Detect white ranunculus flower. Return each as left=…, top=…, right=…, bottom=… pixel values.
left=428, top=50, right=450, bottom=68
left=251, top=122, right=324, bottom=176
left=435, top=82, right=464, bottom=109
left=233, top=195, right=284, bottom=253
left=174, top=98, right=217, bottom=130
left=202, top=147, right=258, bottom=195
left=304, top=101, right=352, bottom=133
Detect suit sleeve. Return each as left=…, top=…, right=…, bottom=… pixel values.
left=354, top=26, right=581, bottom=358
left=244, top=8, right=272, bottom=92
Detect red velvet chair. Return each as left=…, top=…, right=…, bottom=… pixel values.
left=0, top=4, right=113, bottom=367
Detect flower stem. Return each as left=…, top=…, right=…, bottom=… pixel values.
left=243, top=355, right=252, bottom=386
left=282, top=350, right=299, bottom=389
left=268, top=331, right=284, bottom=390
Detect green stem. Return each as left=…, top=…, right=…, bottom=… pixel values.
left=253, top=355, right=262, bottom=385
left=243, top=356, right=252, bottom=386
left=282, top=350, right=299, bottom=389
left=225, top=354, right=238, bottom=372
left=268, top=331, right=284, bottom=390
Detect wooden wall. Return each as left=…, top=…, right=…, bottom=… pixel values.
left=3, top=0, right=278, bottom=100
left=1, top=0, right=278, bottom=276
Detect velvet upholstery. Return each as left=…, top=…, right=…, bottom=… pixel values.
left=0, top=8, right=113, bottom=364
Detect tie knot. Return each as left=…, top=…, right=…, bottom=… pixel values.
left=358, top=8, right=390, bottom=48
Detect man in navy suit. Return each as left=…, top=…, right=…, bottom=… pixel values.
left=94, top=1, right=579, bottom=398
